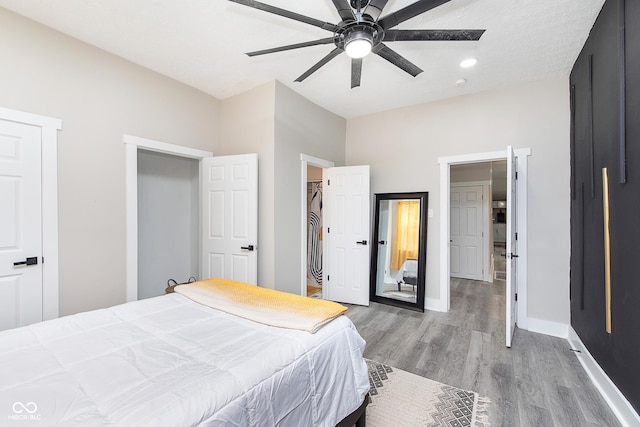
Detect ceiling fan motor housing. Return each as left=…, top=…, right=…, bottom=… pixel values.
left=334, top=21, right=383, bottom=51
left=350, top=0, right=371, bottom=9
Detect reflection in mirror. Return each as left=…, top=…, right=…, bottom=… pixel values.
left=370, top=192, right=428, bottom=311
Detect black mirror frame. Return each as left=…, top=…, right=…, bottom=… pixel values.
left=369, top=192, right=428, bottom=312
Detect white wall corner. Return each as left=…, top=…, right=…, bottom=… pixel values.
left=568, top=328, right=640, bottom=427
left=526, top=317, right=569, bottom=339
left=425, top=298, right=443, bottom=312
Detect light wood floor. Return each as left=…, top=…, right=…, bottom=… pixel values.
left=345, top=277, right=621, bottom=427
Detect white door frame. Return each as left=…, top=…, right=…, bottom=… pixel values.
left=300, top=154, right=334, bottom=297
left=124, top=135, right=212, bottom=302
left=0, top=106, right=61, bottom=321
left=438, top=148, right=530, bottom=330
left=450, top=181, right=491, bottom=282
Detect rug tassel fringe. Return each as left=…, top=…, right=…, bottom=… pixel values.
left=473, top=396, right=492, bottom=427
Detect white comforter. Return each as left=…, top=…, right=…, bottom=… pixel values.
left=0, top=294, right=369, bottom=426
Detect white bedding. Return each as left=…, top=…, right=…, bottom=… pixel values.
left=0, top=293, right=369, bottom=426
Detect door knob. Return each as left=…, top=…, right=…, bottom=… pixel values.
left=240, top=245, right=255, bottom=251
left=356, top=240, right=368, bottom=245
left=13, top=257, right=38, bottom=266
left=378, top=240, right=386, bottom=245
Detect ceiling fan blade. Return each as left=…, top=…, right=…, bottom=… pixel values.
left=384, top=29, right=485, bottom=42
left=228, top=0, right=339, bottom=32
left=247, top=38, right=335, bottom=57
left=330, top=0, right=356, bottom=23
left=378, top=0, right=451, bottom=29
left=373, top=44, right=423, bottom=77
left=295, top=48, right=343, bottom=82
left=365, top=0, right=389, bottom=21
left=351, top=58, right=363, bottom=88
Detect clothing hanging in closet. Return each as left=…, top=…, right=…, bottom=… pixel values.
left=307, top=182, right=323, bottom=285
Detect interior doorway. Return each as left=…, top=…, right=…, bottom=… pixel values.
left=137, top=150, right=199, bottom=299
left=124, top=135, right=213, bottom=302
left=449, top=161, right=508, bottom=283
left=439, top=148, right=531, bottom=338
left=300, top=154, right=334, bottom=298
left=306, top=165, right=324, bottom=298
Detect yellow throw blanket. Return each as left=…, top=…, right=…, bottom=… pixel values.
left=174, top=278, right=348, bottom=333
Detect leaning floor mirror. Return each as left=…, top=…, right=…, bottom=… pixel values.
left=370, top=192, right=428, bottom=312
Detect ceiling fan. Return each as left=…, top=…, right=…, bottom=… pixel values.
left=228, top=0, right=485, bottom=88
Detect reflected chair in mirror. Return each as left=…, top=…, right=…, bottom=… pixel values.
left=395, top=258, right=417, bottom=292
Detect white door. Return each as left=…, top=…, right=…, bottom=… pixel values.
left=201, top=154, right=258, bottom=285
left=450, top=185, right=484, bottom=280
left=326, top=165, right=370, bottom=305
left=0, top=119, right=43, bottom=331
left=506, top=146, right=517, bottom=347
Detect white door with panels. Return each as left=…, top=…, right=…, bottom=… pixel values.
left=0, top=119, right=43, bottom=331
left=506, top=146, right=518, bottom=347
left=201, top=154, right=258, bottom=285
left=450, top=185, right=484, bottom=280
left=326, top=165, right=370, bottom=306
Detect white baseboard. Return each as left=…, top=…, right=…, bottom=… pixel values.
left=425, top=298, right=442, bottom=312
left=567, top=327, right=640, bottom=427
left=526, top=317, right=569, bottom=338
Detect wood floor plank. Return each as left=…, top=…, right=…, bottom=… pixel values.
left=518, top=403, right=555, bottom=427
left=549, top=385, right=589, bottom=427
left=345, top=277, right=621, bottom=427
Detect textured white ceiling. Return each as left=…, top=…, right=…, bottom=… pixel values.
left=0, top=0, right=604, bottom=118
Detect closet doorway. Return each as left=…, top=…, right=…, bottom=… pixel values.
left=300, top=154, right=334, bottom=299
left=306, top=166, right=323, bottom=298
left=137, top=150, right=199, bottom=299
left=124, top=135, right=213, bottom=302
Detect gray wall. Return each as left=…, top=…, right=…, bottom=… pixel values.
left=219, top=82, right=345, bottom=293
left=273, top=81, right=346, bottom=294
left=219, top=82, right=276, bottom=288
left=0, top=8, right=221, bottom=315
left=137, top=150, right=199, bottom=299
left=346, top=77, right=571, bottom=326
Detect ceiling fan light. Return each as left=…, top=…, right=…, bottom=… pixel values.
left=344, top=28, right=374, bottom=59
left=345, top=39, right=372, bottom=58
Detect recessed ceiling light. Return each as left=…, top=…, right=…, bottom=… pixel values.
left=456, top=79, right=467, bottom=86
left=460, top=58, right=478, bottom=68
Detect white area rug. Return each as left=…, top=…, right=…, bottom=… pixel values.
left=366, top=360, right=491, bottom=427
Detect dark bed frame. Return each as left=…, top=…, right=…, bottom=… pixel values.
left=336, top=394, right=369, bottom=427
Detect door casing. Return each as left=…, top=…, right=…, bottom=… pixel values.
left=124, top=134, right=213, bottom=302
left=299, top=154, right=334, bottom=297
left=438, top=148, right=531, bottom=331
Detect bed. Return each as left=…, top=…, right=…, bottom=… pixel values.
left=0, top=280, right=369, bottom=426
